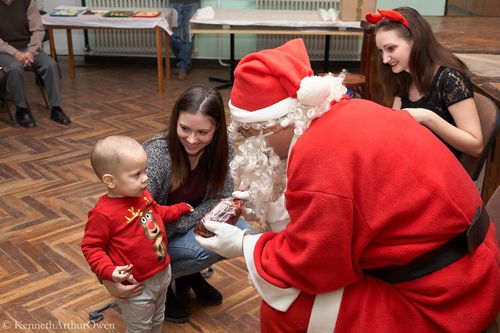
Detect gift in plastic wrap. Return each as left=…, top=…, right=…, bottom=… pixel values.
left=194, top=198, right=244, bottom=238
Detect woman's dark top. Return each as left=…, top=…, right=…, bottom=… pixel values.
left=400, top=66, right=474, bottom=158
left=143, top=133, right=233, bottom=235
left=167, top=150, right=209, bottom=208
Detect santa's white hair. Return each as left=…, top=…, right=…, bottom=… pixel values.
left=229, top=73, right=347, bottom=221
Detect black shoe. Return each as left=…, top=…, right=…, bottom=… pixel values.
left=164, top=285, right=189, bottom=323
left=15, top=107, right=36, bottom=128
left=50, top=107, right=71, bottom=125
left=178, top=272, right=222, bottom=306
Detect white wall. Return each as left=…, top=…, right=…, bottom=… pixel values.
left=376, top=0, right=446, bottom=16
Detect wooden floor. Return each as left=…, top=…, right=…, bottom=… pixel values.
left=428, top=16, right=500, bottom=54
left=0, top=59, right=261, bottom=333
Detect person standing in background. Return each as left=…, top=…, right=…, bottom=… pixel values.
left=168, top=0, right=200, bottom=80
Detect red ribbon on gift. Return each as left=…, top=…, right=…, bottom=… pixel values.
left=365, top=9, right=410, bottom=29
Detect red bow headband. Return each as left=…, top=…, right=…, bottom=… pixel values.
left=365, top=9, right=410, bottom=29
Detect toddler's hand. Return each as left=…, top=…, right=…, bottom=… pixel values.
left=179, top=202, right=193, bottom=214
left=111, top=264, right=136, bottom=283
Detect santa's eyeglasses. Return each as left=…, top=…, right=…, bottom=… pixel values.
left=237, top=126, right=276, bottom=139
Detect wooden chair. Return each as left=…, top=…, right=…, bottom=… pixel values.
left=0, top=68, right=15, bottom=125
left=459, top=93, right=500, bottom=181
left=343, top=21, right=376, bottom=101
left=485, top=185, right=500, bottom=246
left=0, top=11, right=52, bottom=126
left=483, top=185, right=500, bottom=333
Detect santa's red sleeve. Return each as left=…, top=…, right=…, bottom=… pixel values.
left=258, top=190, right=361, bottom=289
left=241, top=145, right=362, bottom=315
left=243, top=191, right=360, bottom=308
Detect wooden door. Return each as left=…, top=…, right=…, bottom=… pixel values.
left=447, top=0, right=500, bottom=16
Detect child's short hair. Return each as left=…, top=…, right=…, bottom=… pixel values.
left=90, top=135, right=144, bottom=179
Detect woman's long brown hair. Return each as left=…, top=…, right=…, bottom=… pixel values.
left=166, top=85, right=228, bottom=197
left=375, top=7, right=468, bottom=98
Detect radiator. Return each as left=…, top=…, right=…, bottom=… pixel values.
left=85, top=0, right=169, bottom=56
left=256, top=0, right=361, bottom=61
left=85, top=0, right=360, bottom=60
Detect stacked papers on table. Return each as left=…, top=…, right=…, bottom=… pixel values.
left=50, top=6, right=87, bottom=17
left=132, top=11, right=161, bottom=18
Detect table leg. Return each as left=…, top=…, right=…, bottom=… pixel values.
left=229, top=33, right=235, bottom=83
left=156, top=27, right=164, bottom=93
left=164, top=31, right=171, bottom=80
left=66, top=29, right=75, bottom=80
left=48, top=27, right=58, bottom=62
left=323, top=35, right=330, bottom=74
left=209, top=33, right=235, bottom=90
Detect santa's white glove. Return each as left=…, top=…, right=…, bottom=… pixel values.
left=195, top=221, right=249, bottom=259
left=232, top=190, right=249, bottom=200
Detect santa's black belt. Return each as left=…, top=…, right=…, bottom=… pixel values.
left=364, top=205, right=490, bottom=284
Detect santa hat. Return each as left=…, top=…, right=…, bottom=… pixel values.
left=229, top=38, right=346, bottom=125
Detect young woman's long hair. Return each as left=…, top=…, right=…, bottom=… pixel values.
left=375, top=7, right=468, bottom=98
left=166, top=85, right=228, bottom=197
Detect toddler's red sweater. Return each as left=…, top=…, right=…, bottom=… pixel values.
left=81, top=190, right=191, bottom=282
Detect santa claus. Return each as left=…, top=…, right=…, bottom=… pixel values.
left=196, top=38, right=500, bottom=332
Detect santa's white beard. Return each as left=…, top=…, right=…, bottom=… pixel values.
left=230, top=134, right=286, bottom=221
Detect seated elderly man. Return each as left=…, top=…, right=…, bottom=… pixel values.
left=0, top=0, right=70, bottom=128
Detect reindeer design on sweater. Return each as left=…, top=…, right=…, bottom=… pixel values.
left=138, top=210, right=167, bottom=260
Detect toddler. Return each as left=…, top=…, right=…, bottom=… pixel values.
left=81, top=135, right=193, bottom=332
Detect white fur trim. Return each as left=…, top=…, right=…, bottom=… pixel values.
left=229, top=98, right=297, bottom=123
left=243, top=234, right=300, bottom=312
left=265, top=193, right=290, bottom=232
left=307, top=288, right=344, bottom=333
left=297, top=76, right=332, bottom=107
left=297, top=74, right=346, bottom=107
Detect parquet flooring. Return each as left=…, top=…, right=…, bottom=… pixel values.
left=0, top=58, right=261, bottom=333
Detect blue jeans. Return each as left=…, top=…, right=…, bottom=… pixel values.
left=169, top=1, right=200, bottom=72
left=168, top=218, right=252, bottom=279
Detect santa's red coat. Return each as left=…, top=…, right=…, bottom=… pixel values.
left=251, top=99, right=500, bottom=332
